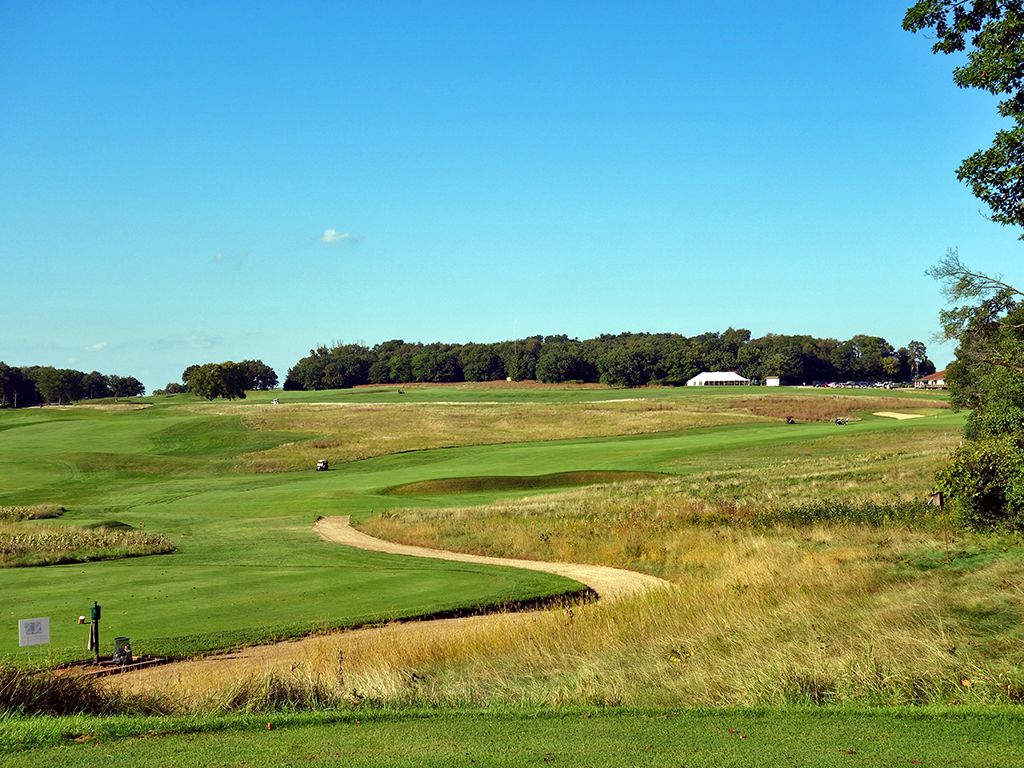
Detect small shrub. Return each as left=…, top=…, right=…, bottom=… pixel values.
left=937, top=436, right=1024, bottom=531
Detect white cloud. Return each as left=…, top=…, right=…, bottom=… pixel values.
left=320, top=228, right=356, bottom=244
left=85, top=341, right=107, bottom=353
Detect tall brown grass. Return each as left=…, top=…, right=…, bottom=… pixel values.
left=0, top=522, right=174, bottom=567
left=0, top=665, right=162, bottom=715
left=114, top=522, right=1024, bottom=710
left=0, top=504, right=64, bottom=521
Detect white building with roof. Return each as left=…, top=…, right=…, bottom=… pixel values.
left=685, top=371, right=751, bottom=386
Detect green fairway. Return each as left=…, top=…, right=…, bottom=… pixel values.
left=4, top=707, right=1022, bottom=767
left=0, top=387, right=961, bottom=663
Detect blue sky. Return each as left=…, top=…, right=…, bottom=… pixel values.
left=1, top=1, right=1019, bottom=391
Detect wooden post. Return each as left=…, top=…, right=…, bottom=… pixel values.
left=929, top=492, right=949, bottom=562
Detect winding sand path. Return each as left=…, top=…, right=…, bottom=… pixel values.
left=110, top=517, right=671, bottom=695
left=315, top=515, right=671, bottom=601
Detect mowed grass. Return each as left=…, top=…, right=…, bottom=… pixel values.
left=5, top=707, right=1024, bottom=767
left=0, top=385, right=959, bottom=667
left=235, top=400, right=755, bottom=471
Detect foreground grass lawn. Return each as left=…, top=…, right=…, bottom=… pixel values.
left=5, top=707, right=1023, bottom=767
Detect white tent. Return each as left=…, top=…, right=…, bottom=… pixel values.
left=686, top=371, right=750, bottom=386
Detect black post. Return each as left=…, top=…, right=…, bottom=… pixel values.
left=89, top=602, right=101, bottom=663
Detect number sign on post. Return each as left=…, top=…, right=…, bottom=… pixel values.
left=18, top=617, right=50, bottom=647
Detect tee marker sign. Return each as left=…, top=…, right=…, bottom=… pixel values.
left=18, top=617, right=50, bottom=647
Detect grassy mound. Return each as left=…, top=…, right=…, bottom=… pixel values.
left=384, top=471, right=668, bottom=496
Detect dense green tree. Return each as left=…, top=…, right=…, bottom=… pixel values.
left=368, top=340, right=409, bottom=384
left=238, top=360, right=278, bottom=390
left=186, top=362, right=249, bottom=400
left=154, top=382, right=187, bottom=395
left=411, top=346, right=462, bottom=383
left=498, top=337, right=543, bottom=381
left=34, top=368, right=85, bottom=404
left=321, top=346, right=374, bottom=389
left=906, top=1, right=1024, bottom=234
left=906, top=3, right=1024, bottom=527
left=106, top=374, right=145, bottom=397
left=0, top=363, right=34, bottom=407
left=282, top=330, right=920, bottom=392
left=599, top=342, right=658, bottom=388
left=81, top=371, right=112, bottom=399
left=536, top=341, right=596, bottom=383
left=284, top=345, right=373, bottom=390
left=460, top=344, right=506, bottom=382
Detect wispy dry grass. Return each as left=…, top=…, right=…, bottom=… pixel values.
left=114, top=523, right=1024, bottom=710
left=0, top=521, right=174, bottom=567
left=0, top=504, right=63, bottom=522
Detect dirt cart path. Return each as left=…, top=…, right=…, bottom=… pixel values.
left=315, top=515, right=671, bottom=601
left=109, top=517, right=670, bottom=696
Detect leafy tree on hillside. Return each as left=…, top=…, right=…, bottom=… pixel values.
left=187, top=362, right=248, bottom=400
left=34, top=368, right=85, bottom=404
left=284, top=345, right=373, bottom=390
left=906, top=2, right=1024, bottom=527
left=154, top=383, right=187, bottom=395
left=238, top=360, right=278, bottom=390
left=81, top=371, right=112, bottom=399
left=181, top=365, right=199, bottom=388
left=0, top=363, right=35, bottom=407
left=107, top=375, right=145, bottom=397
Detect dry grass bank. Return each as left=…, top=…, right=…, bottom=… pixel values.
left=0, top=504, right=63, bottom=522
left=113, top=521, right=1024, bottom=711
left=0, top=521, right=174, bottom=567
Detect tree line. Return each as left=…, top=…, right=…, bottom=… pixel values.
left=283, top=331, right=936, bottom=391
left=0, top=363, right=145, bottom=407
